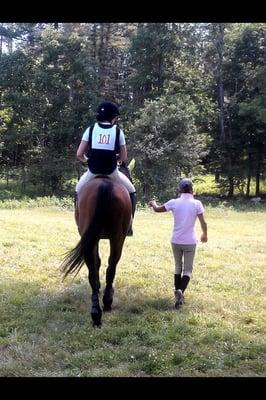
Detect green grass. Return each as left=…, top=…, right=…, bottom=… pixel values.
left=0, top=204, right=265, bottom=377
left=193, top=174, right=266, bottom=197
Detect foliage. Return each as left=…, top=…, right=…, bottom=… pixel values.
left=203, top=23, right=266, bottom=196
left=127, top=23, right=177, bottom=106
left=0, top=22, right=265, bottom=198
left=129, top=95, right=207, bottom=201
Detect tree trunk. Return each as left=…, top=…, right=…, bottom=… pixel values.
left=215, top=172, right=220, bottom=183
left=91, top=23, right=97, bottom=60
left=218, top=75, right=225, bottom=141
left=246, top=152, right=252, bottom=197
left=216, top=24, right=225, bottom=142
left=98, top=24, right=105, bottom=97
left=226, top=143, right=234, bottom=197
left=246, top=175, right=251, bottom=198
left=21, top=166, right=27, bottom=191
left=228, top=175, right=234, bottom=197
left=157, top=53, right=163, bottom=93
left=13, top=146, right=18, bottom=167
left=255, top=146, right=262, bottom=197
left=255, top=166, right=260, bottom=197
left=213, top=23, right=226, bottom=191
left=98, top=23, right=112, bottom=98
left=7, top=37, right=13, bottom=53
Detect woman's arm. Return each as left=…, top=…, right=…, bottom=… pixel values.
left=148, top=200, right=167, bottom=213
left=197, top=213, right=208, bottom=242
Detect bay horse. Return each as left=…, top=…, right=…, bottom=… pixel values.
left=61, top=177, right=132, bottom=327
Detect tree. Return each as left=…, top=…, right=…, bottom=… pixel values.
left=0, top=22, right=265, bottom=199
left=127, top=23, right=177, bottom=107
left=0, top=23, right=98, bottom=194
left=200, top=23, right=266, bottom=197
left=128, top=95, right=207, bottom=202
left=222, top=23, right=266, bottom=197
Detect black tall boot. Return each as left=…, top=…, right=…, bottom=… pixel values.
left=73, top=191, right=78, bottom=208
left=174, top=274, right=181, bottom=290
left=127, top=192, right=136, bottom=236
left=74, top=191, right=79, bottom=229
left=174, top=274, right=184, bottom=309
left=175, top=275, right=190, bottom=309
left=180, top=275, right=190, bottom=293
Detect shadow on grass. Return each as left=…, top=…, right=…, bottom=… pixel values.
left=0, top=276, right=181, bottom=338
left=1, top=277, right=265, bottom=377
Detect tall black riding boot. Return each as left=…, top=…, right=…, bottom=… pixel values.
left=174, top=274, right=184, bottom=309
left=73, top=191, right=78, bottom=208
left=127, top=192, right=136, bottom=236
left=180, top=275, right=190, bottom=293
left=74, top=191, right=79, bottom=228
left=174, top=274, right=181, bottom=291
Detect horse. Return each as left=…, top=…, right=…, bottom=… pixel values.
left=61, top=176, right=132, bottom=327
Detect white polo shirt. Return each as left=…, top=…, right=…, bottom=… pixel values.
left=164, top=193, right=204, bottom=244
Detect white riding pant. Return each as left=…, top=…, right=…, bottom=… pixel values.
left=171, top=244, right=196, bottom=278
left=75, top=167, right=136, bottom=194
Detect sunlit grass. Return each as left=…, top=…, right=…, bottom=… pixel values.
left=193, top=174, right=266, bottom=197
left=0, top=205, right=265, bottom=377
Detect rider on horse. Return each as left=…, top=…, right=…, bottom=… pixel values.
left=74, top=101, right=136, bottom=236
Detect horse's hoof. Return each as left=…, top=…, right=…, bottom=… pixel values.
left=103, top=288, right=114, bottom=311
left=92, top=320, right=102, bottom=328
left=91, top=313, right=102, bottom=327
left=103, top=304, right=112, bottom=312
left=91, top=306, right=102, bottom=327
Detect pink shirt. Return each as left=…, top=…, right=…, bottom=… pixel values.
left=164, top=193, right=204, bottom=244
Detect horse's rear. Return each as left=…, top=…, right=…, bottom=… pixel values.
left=78, top=177, right=131, bottom=239
left=62, top=177, right=132, bottom=326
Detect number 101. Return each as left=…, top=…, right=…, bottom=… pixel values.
left=98, top=134, right=111, bottom=144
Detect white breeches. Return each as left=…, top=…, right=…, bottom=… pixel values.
left=75, top=167, right=135, bottom=194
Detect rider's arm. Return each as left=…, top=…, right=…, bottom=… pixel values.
left=76, top=140, right=89, bottom=163
left=118, top=144, right=127, bottom=164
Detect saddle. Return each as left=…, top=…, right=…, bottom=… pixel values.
left=94, top=162, right=132, bottom=181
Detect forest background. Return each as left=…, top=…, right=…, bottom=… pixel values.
left=0, top=22, right=265, bottom=203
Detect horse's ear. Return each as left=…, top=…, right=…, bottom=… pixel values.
left=128, top=158, right=135, bottom=172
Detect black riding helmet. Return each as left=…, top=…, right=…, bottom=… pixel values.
left=97, top=101, right=120, bottom=122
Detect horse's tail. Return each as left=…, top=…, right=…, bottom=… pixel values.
left=61, top=180, right=113, bottom=279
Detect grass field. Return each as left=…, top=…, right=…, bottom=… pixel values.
left=0, top=203, right=265, bottom=377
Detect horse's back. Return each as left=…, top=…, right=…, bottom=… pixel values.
left=78, top=177, right=131, bottom=238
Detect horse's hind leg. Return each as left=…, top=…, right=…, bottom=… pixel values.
left=95, top=243, right=101, bottom=292
left=85, top=249, right=102, bottom=327
left=87, top=246, right=101, bottom=293
left=103, top=238, right=124, bottom=311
